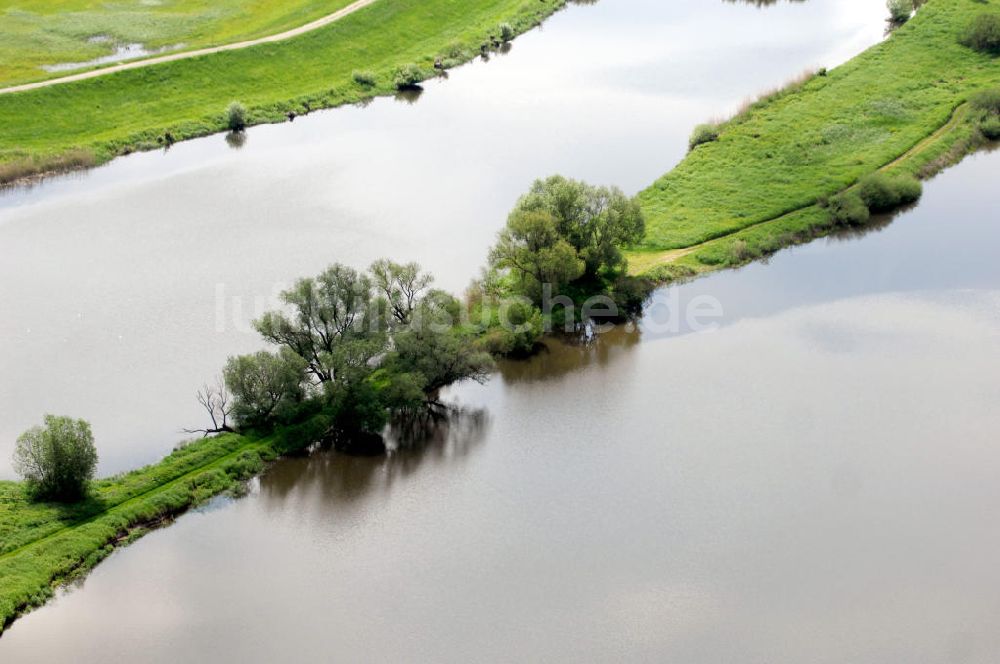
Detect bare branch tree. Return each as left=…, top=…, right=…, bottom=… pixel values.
left=184, top=377, right=234, bottom=436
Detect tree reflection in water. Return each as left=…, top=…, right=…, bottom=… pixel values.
left=255, top=403, right=489, bottom=509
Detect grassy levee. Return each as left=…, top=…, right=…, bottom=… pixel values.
left=0, top=0, right=359, bottom=87
left=630, top=0, right=1000, bottom=274
left=0, top=0, right=567, bottom=184
left=0, top=433, right=275, bottom=634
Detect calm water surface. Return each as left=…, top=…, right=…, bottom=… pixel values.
left=0, top=0, right=885, bottom=476
left=4, top=1, right=998, bottom=662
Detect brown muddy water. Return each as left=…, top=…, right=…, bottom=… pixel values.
left=4, top=1, right=1000, bottom=662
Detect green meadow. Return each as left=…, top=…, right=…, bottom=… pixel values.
left=0, top=0, right=357, bottom=86
left=630, top=0, right=1000, bottom=273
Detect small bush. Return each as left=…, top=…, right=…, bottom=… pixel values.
left=13, top=415, right=98, bottom=502
left=689, top=124, right=720, bottom=150
left=828, top=191, right=870, bottom=226
left=226, top=101, right=247, bottom=131
left=352, top=70, right=376, bottom=87
left=729, top=239, right=755, bottom=263
left=393, top=63, right=424, bottom=90
left=498, top=22, right=515, bottom=42
left=980, top=116, right=1000, bottom=140
left=887, top=0, right=913, bottom=24
left=644, top=263, right=697, bottom=284
left=857, top=172, right=922, bottom=212
left=961, top=13, right=1000, bottom=54
left=970, top=88, right=1000, bottom=114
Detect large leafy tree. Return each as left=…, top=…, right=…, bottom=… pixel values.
left=13, top=415, right=98, bottom=501
left=511, top=175, right=645, bottom=278
left=370, top=259, right=433, bottom=326
left=488, top=210, right=585, bottom=303
left=223, top=349, right=307, bottom=428
left=254, top=264, right=386, bottom=385
left=389, top=291, right=494, bottom=392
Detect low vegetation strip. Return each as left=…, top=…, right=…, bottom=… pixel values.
left=635, top=0, right=1000, bottom=252
left=0, top=433, right=271, bottom=634
left=0, top=0, right=568, bottom=184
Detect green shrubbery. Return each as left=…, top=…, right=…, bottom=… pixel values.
left=12, top=416, right=98, bottom=502
left=887, top=0, right=913, bottom=25
left=823, top=172, right=922, bottom=227
left=393, top=63, right=424, bottom=90
left=689, top=124, right=720, bottom=150
left=856, top=172, right=922, bottom=212
left=352, top=70, right=377, bottom=87
left=827, top=191, right=871, bottom=226
left=971, top=88, right=1000, bottom=114
left=961, top=13, right=1000, bottom=54
left=970, top=88, right=1000, bottom=139
left=980, top=116, right=1000, bottom=140
left=226, top=101, right=247, bottom=131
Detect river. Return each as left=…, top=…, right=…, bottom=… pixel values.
left=3, top=0, right=999, bottom=661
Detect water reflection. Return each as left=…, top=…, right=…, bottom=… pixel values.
left=0, top=0, right=888, bottom=478
left=498, top=324, right=641, bottom=384
left=259, top=404, right=489, bottom=509
left=393, top=86, right=424, bottom=105
left=224, top=130, right=247, bottom=150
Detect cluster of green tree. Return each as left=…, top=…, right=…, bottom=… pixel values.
left=483, top=175, right=650, bottom=326
left=218, top=260, right=494, bottom=452
left=216, top=176, right=648, bottom=449
left=10, top=176, right=648, bottom=498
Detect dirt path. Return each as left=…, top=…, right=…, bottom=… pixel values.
left=0, top=0, right=380, bottom=96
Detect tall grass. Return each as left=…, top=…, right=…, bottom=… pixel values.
left=0, top=148, right=96, bottom=186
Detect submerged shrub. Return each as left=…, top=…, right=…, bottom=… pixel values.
left=498, top=22, right=515, bottom=42
left=887, top=0, right=913, bottom=25
left=857, top=172, right=922, bottom=212
left=352, top=70, right=377, bottom=87
left=226, top=101, right=247, bottom=131
left=393, top=63, right=424, bottom=90
left=828, top=191, right=870, bottom=226
left=689, top=123, right=720, bottom=150
left=961, top=13, right=1000, bottom=54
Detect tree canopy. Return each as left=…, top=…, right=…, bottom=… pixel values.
left=13, top=415, right=98, bottom=501
left=489, top=176, right=646, bottom=305
left=220, top=260, right=493, bottom=445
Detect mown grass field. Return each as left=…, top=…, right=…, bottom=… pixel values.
left=0, top=0, right=567, bottom=182
left=0, top=433, right=274, bottom=634
left=0, top=0, right=357, bottom=86
left=631, top=0, right=1000, bottom=265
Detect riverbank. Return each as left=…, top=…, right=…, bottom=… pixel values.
left=627, top=0, right=1000, bottom=279
left=0, top=433, right=278, bottom=634
left=0, top=0, right=567, bottom=185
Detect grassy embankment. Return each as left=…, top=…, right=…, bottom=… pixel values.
left=0, top=0, right=358, bottom=87
left=0, top=432, right=282, bottom=634
left=627, top=0, right=1000, bottom=280
left=0, top=0, right=568, bottom=184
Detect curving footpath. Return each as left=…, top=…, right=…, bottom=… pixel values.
left=0, top=0, right=380, bottom=96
